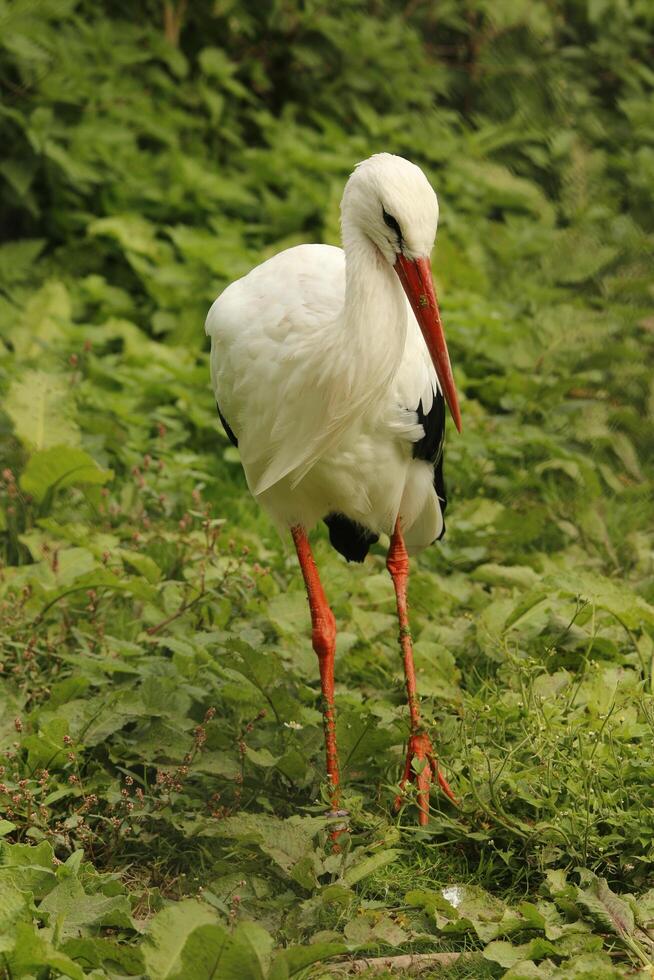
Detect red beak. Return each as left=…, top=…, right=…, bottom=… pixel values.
left=394, top=255, right=462, bottom=433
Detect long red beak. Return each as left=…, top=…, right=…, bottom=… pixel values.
left=394, top=255, right=462, bottom=433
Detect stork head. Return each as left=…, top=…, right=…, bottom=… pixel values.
left=341, top=153, right=461, bottom=432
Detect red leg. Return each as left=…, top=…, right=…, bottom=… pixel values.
left=291, top=526, right=347, bottom=840
left=386, top=518, right=457, bottom=825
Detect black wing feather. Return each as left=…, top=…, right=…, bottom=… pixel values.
left=413, top=387, right=445, bottom=465
left=216, top=402, right=238, bottom=448
left=413, top=387, right=447, bottom=541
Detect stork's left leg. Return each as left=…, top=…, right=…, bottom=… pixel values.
left=386, top=518, right=457, bottom=824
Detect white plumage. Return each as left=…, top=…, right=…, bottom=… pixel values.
left=206, top=153, right=456, bottom=553
left=205, top=153, right=463, bottom=825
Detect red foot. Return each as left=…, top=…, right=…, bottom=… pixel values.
left=394, top=732, right=458, bottom=825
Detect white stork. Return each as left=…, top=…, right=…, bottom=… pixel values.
left=206, top=153, right=462, bottom=829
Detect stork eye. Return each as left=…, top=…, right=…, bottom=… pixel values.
left=382, top=207, right=403, bottom=243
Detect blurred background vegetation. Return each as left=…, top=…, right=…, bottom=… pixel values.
left=0, top=1, right=653, bottom=977
left=1, top=0, right=653, bottom=346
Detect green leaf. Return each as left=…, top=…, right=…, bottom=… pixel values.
left=9, top=280, right=72, bottom=358
left=214, top=814, right=326, bottom=889
left=61, top=937, right=145, bottom=975
left=632, top=889, right=654, bottom=928
left=6, top=370, right=79, bottom=450
left=142, top=900, right=218, bottom=979
left=158, top=923, right=229, bottom=980
left=269, top=942, right=346, bottom=980
left=0, top=840, right=57, bottom=898
left=89, top=214, right=162, bottom=259
left=4, top=921, right=85, bottom=980
left=405, top=888, right=459, bottom=917
left=23, top=716, right=69, bottom=770
left=504, top=591, right=551, bottom=631
left=119, top=548, right=161, bottom=582
left=0, top=239, right=45, bottom=284
left=0, top=880, right=28, bottom=934
left=39, top=876, right=133, bottom=938
left=532, top=952, right=624, bottom=978
left=502, top=962, right=550, bottom=979
left=198, top=47, right=234, bottom=79
left=245, top=745, right=280, bottom=767
left=215, top=921, right=274, bottom=980
left=20, top=446, right=113, bottom=503
left=343, top=848, right=401, bottom=886
left=483, top=937, right=557, bottom=967
left=38, top=567, right=157, bottom=614
left=472, top=563, right=539, bottom=589
left=406, top=884, right=514, bottom=941
left=344, top=912, right=409, bottom=947
left=575, top=873, right=634, bottom=938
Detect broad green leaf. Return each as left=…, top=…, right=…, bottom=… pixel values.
left=89, top=214, right=162, bottom=259
left=166, top=923, right=230, bottom=980
left=4, top=921, right=85, bottom=980
left=502, top=962, right=550, bottom=979
left=537, top=952, right=625, bottom=978
left=119, top=548, right=161, bottom=582
left=269, top=942, right=347, bottom=980
left=23, top=715, right=69, bottom=770
left=20, top=446, right=112, bottom=503
left=39, top=876, right=133, bottom=937
left=215, top=814, right=325, bottom=889
left=632, top=889, right=654, bottom=928
left=460, top=159, right=555, bottom=222
left=215, top=921, right=274, bottom=980
left=483, top=938, right=557, bottom=967
left=38, top=567, right=157, bottom=614
left=553, top=571, right=654, bottom=629
left=0, top=840, right=57, bottom=898
left=406, top=884, right=512, bottom=940
left=142, top=900, right=218, bottom=980
left=344, top=912, right=409, bottom=947
left=6, top=370, right=79, bottom=450
left=0, top=880, right=27, bottom=933
left=9, top=280, right=71, bottom=357
left=575, top=873, right=635, bottom=939
left=245, top=745, right=280, bottom=767
left=405, top=888, right=460, bottom=917
left=504, top=591, right=551, bottom=631
left=61, top=937, right=144, bottom=975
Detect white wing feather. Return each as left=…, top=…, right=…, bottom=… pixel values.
left=207, top=245, right=360, bottom=495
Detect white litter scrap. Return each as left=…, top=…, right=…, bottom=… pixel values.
left=441, top=885, right=464, bottom=908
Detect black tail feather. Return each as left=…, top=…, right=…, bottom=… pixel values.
left=324, top=513, right=379, bottom=562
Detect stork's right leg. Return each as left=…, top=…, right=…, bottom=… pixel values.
left=291, top=526, right=345, bottom=830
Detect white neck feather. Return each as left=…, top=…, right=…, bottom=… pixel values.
left=336, top=218, right=407, bottom=406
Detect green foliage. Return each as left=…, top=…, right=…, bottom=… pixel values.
left=0, top=0, right=653, bottom=977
